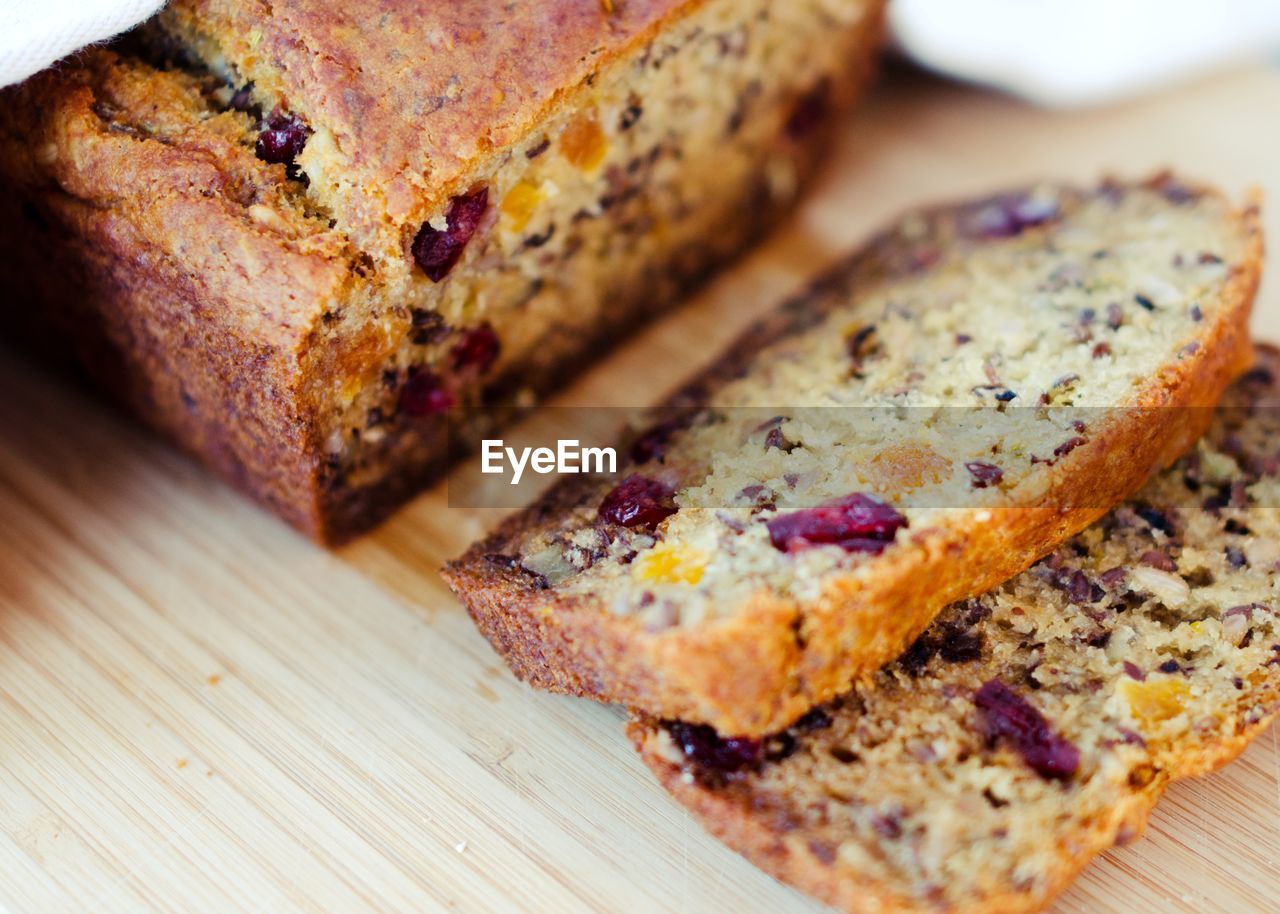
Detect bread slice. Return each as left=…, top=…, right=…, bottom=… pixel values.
left=0, top=0, right=882, bottom=542
left=445, top=175, right=1262, bottom=736
left=631, top=346, right=1280, bottom=914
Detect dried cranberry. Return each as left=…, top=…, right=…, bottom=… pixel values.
left=767, top=494, right=907, bottom=555
left=965, top=461, right=1004, bottom=489
left=398, top=369, right=454, bottom=418
left=452, top=324, right=500, bottom=373
left=960, top=193, right=1061, bottom=239
left=598, top=475, right=676, bottom=528
left=666, top=721, right=761, bottom=772
left=1099, top=567, right=1128, bottom=588
left=1054, top=436, right=1087, bottom=458
left=764, top=427, right=796, bottom=453
left=784, top=81, right=829, bottom=140
left=255, top=109, right=311, bottom=165
left=974, top=679, right=1080, bottom=780
left=1061, top=568, right=1097, bottom=605
left=413, top=188, right=489, bottom=281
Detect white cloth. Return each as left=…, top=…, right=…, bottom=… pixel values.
left=891, top=0, right=1280, bottom=108
left=1, top=0, right=163, bottom=87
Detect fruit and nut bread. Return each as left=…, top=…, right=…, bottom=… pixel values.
left=632, top=346, right=1280, bottom=914
left=0, top=0, right=884, bottom=541
left=446, top=175, right=1262, bottom=737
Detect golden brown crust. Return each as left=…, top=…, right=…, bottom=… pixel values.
left=445, top=176, right=1264, bottom=736
left=156, top=0, right=806, bottom=258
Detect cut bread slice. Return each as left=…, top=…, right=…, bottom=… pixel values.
left=631, top=346, right=1280, bottom=914
left=444, top=175, right=1262, bottom=736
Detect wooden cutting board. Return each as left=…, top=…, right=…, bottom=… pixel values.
left=1, top=64, right=1278, bottom=914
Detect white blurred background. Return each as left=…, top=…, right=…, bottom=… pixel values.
left=892, top=0, right=1280, bottom=107
left=6, top=0, right=1280, bottom=100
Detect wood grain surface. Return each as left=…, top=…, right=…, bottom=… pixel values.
left=1, top=65, right=1278, bottom=914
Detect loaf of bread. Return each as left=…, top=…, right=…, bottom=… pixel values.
left=631, top=346, right=1280, bottom=914
left=0, top=0, right=884, bottom=542
left=446, top=175, right=1262, bottom=737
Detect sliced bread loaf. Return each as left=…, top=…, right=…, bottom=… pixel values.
left=631, top=346, right=1280, bottom=914
left=0, top=0, right=883, bottom=541
left=445, top=175, right=1262, bottom=736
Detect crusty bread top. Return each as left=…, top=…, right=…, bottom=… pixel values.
left=446, top=175, right=1261, bottom=736
left=153, top=0, right=880, bottom=262
left=160, top=0, right=690, bottom=199
left=633, top=346, right=1280, bottom=914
